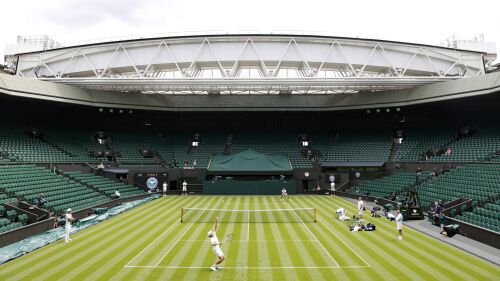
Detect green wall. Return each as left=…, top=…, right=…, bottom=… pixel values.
left=203, top=180, right=296, bottom=195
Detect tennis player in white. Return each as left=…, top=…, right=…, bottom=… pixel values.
left=330, top=182, right=336, bottom=196
left=357, top=197, right=364, bottom=219
left=280, top=187, right=289, bottom=200
left=208, top=217, right=225, bottom=271
left=64, top=208, right=74, bottom=243
left=396, top=209, right=403, bottom=240
left=182, top=180, right=187, bottom=196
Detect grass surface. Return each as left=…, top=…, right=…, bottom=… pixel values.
left=0, top=195, right=498, bottom=281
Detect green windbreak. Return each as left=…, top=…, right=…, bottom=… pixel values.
left=208, top=149, right=291, bottom=172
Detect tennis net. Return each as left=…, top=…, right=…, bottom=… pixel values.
left=180, top=207, right=316, bottom=223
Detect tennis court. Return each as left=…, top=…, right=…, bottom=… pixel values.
left=0, top=196, right=498, bottom=281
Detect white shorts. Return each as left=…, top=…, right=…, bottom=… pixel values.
left=358, top=210, right=363, bottom=216
left=213, top=247, right=224, bottom=257
left=397, top=224, right=403, bottom=231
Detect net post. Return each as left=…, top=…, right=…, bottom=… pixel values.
left=314, top=208, right=317, bottom=223
left=181, top=208, right=183, bottom=223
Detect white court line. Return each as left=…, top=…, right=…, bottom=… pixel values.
left=247, top=196, right=250, bottom=241
left=317, top=215, right=371, bottom=267
left=125, top=265, right=370, bottom=269
left=125, top=217, right=181, bottom=267
left=180, top=239, right=317, bottom=242
left=153, top=207, right=209, bottom=266
left=287, top=207, right=340, bottom=268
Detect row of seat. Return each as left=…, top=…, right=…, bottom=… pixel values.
left=1, top=127, right=499, bottom=167
left=64, top=171, right=146, bottom=198
left=347, top=171, right=432, bottom=199
left=455, top=211, right=500, bottom=232
left=0, top=165, right=112, bottom=213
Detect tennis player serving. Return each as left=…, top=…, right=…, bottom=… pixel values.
left=208, top=217, right=225, bottom=271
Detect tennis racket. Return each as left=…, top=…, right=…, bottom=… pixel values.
left=224, top=234, right=234, bottom=243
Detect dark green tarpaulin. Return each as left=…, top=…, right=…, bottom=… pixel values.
left=208, top=150, right=291, bottom=172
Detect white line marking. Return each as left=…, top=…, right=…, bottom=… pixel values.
left=180, top=239, right=317, bottom=242
left=287, top=207, right=340, bottom=268
left=154, top=208, right=209, bottom=266
left=125, top=265, right=370, bottom=269
left=183, top=207, right=315, bottom=212
left=125, top=218, right=180, bottom=266
left=247, top=221, right=250, bottom=241
left=317, top=216, right=371, bottom=267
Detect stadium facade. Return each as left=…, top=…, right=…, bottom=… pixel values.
left=0, top=34, right=499, bottom=249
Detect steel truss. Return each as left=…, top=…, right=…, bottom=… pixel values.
left=13, top=34, right=488, bottom=94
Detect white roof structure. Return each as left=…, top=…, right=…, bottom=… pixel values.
left=10, top=34, right=493, bottom=94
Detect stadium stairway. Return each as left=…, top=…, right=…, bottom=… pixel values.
left=388, top=141, right=401, bottom=162
left=223, top=134, right=233, bottom=155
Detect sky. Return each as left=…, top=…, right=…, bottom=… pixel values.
left=1, top=0, right=499, bottom=64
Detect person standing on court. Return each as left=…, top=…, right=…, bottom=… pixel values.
left=358, top=196, right=365, bottom=219
left=64, top=208, right=75, bottom=243
left=162, top=181, right=168, bottom=196
left=396, top=209, right=404, bottom=240
left=182, top=180, right=188, bottom=196
left=330, top=181, right=336, bottom=196
left=357, top=197, right=364, bottom=219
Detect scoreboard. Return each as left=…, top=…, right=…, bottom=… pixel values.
left=135, top=173, right=168, bottom=190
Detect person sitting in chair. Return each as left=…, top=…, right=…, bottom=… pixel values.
left=37, top=193, right=47, bottom=208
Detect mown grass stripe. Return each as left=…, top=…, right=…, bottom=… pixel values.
left=263, top=197, right=310, bottom=281
left=316, top=196, right=499, bottom=280
left=79, top=196, right=208, bottom=281
left=0, top=197, right=167, bottom=278
left=63, top=196, right=195, bottom=281
left=310, top=196, right=443, bottom=280
left=301, top=196, right=406, bottom=281
left=142, top=196, right=220, bottom=281
left=306, top=196, right=497, bottom=281
left=1, top=195, right=499, bottom=281
left=1, top=197, right=171, bottom=281
left=129, top=197, right=210, bottom=267
left=24, top=196, right=192, bottom=281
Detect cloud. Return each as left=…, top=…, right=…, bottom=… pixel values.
left=0, top=0, right=498, bottom=64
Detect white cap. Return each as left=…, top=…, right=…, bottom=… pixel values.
left=208, top=231, right=213, bottom=237
left=67, top=208, right=72, bottom=213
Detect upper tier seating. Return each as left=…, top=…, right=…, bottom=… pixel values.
left=323, top=131, right=392, bottom=162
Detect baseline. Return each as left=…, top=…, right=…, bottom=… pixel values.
left=124, top=265, right=370, bottom=269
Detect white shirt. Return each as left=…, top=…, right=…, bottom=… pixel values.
left=330, top=182, right=335, bottom=190
left=65, top=213, right=73, bottom=227
left=357, top=200, right=364, bottom=211
left=115, top=190, right=120, bottom=197
left=182, top=182, right=187, bottom=190
left=163, top=183, right=167, bottom=192
left=210, top=233, right=220, bottom=250
left=281, top=189, right=287, bottom=195
left=396, top=213, right=403, bottom=228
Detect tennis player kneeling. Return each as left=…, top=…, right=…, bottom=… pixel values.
left=208, top=217, right=225, bottom=271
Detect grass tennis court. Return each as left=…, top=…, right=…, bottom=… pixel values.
left=0, top=196, right=498, bottom=281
